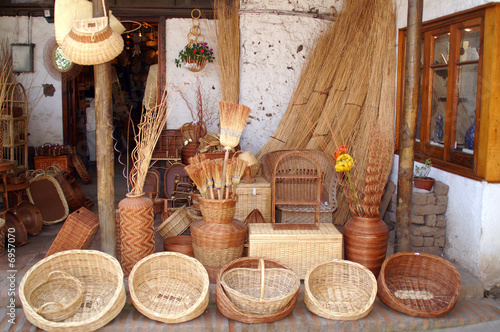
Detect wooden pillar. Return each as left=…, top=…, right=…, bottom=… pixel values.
left=93, top=0, right=116, bottom=257
left=395, top=0, right=423, bottom=253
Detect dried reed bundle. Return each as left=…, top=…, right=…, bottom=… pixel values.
left=213, top=0, right=240, bottom=103
left=211, top=159, right=223, bottom=199
left=256, top=0, right=396, bottom=225
left=185, top=164, right=208, bottom=198
left=129, top=88, right=175, bottom=195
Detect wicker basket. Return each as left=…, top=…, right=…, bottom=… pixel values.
left=163, top=235, right=194, bottom=257
left=156, top=205, right=192, bottom=239
left=377, top=252, right=461, bottom=318
left=29, top=271, right=83, bottom=322
left=128, top=252, right=209, bottom=324
left=221, top=258, right=299, bottom=315
left=304, top=259, right=377, bottom=320
left=216, top=257, right=299, bottom=323
left=27, top=175, right=70, bottom=225
left=19, top=250, right=126, bottom=332
left=199, top=195, right=237, bottom=224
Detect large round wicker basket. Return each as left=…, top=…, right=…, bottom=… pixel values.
left=19, top=250, right=126, bottom=332
left=304, top=259, right=377, bottom=320
left=128, top=252, right=209, bottom=324
left=377, top=252, right=461, bottom=317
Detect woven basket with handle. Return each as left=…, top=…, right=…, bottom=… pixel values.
left=221, top=258, right=299, bottom=315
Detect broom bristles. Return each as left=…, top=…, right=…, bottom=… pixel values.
left=201, top=159, right=215, bottom=199
left=224, top=159, right=234, bottom=199
left=219, top=101, right=252, bottom=148
left=231, top=158, right=248, bottom=189
left=211, top=159, right=223, bottom=199
left=185, top=164, right=208, bottom=197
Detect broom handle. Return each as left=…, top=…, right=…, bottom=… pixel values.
left=221, top=148, right=230, bottom=200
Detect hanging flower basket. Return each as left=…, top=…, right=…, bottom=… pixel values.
left=175, top=42, right=214, bottom=72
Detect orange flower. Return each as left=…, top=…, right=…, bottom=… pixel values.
left=334, top=145, right=348, bottom=161
left=200, top=49, right=204, bottom=53
left=193, top=50, right=196, bottom=53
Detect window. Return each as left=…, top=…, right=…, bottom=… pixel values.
left=396, top=4, right=500, bottom=182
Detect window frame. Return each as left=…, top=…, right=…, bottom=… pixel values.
left=396, top=5, right=492, bottom=181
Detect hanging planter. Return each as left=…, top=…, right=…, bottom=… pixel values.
left=175, top=9, right=214, bottom=72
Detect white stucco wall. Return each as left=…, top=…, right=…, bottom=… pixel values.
left=0, top=16, right=63, bottom=147
left=393, top=0, right=500, bottom=289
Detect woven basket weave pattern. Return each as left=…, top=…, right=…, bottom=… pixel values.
left=118, top=195, right=155, bottom=277
left=19, top=250, right=125, bottom=331
left=199, top=195, right=237, bottom=224
left=128, top=252, right=209, bottom=324
left=156, top=205, right=191, bottom=239
left=192, top=244, right=244, bottom=267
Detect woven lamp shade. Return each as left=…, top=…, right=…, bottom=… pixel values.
left=62, top=25, right=124, bottom=66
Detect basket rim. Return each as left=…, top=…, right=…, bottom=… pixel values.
left=128, top=251, right=210, bottom=323
left=221, top=264, right=300, bottom=304
left=26, top=174, right=70, bottom=225
left=19, top=249, right=125, bottom=329
left=304, top=259, right=377, bottom=320
left=377, top=252, right=462, bottom=317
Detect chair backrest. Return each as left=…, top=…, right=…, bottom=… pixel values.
left=261, top=150, right=337, bottom=209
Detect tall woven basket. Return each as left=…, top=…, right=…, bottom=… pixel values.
left=118, top=193, right=155, bottom=277
left=19, top=250, right=125, bottom=332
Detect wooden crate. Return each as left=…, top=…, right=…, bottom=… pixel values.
left=34, top=155, right=72, bottom=171
left=234, top=176, right=271, bottom=222
left=248, top=223, right=342, bottom=279
left=45, top=207, right=99, bottom=257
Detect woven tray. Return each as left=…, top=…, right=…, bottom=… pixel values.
left=19, top=250, right=126, bottom=331
left=377, top=252, right=461, bottom=318
left=305, top=260, right=377, bottom=320
left=27, top=175, right=69, bottom=225
left=45, top=207, right=99, bottom=257
left=156, top=205, right=192, bottom=239
left=216, top=257, right=298, bottom=324
left=129, top=252, right=209, bottom=324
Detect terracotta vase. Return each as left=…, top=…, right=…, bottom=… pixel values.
left=181, top=141, right=200, bottom=164
left=413, top=177, right=435, bottom=191
left=343, top=215, right=389, bottom=278
left=118, top=193, right=155, bottom=277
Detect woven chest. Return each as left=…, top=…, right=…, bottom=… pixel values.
left=248, top=223, right=342, bottom=278
left=234, top=176, right=271, bottom=222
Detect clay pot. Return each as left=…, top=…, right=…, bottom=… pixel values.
left=118, top=193, right=155, bottom=277
left=343, top=215, right=389, bottom=278
left=413, top=177, right=435, bottom=191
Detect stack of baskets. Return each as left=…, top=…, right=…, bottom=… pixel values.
left=190, top=194, right=247, bottom=282
left=19, top=250, right=125, bottom=331
left=128, top=252, right=209, bottom=323
left=216, top=257, right=300, bottom=323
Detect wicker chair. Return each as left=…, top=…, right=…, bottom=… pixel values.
left=261, top=150, right=337, bottom=224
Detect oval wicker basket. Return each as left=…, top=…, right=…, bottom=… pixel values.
left=156, top=205, right=192, bottom=239
left=129, top=252, right=209, bottom=324
left=377, top=252, right=461, bottom=318
left=221, top=258, right=300, bottom=315
left=19, top=250, right=126, bottom=332
left=216, top=257, right=299, bottom=324
left=30, top=271, right=83, bottom=322
left=304, top=259, right=377, bottom=320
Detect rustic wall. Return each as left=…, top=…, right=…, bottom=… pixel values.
left=0, top=16, right=63, bottom=148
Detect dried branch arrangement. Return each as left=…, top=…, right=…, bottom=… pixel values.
left=256, top=0, right=396, bottom=224
left=213, top=0, right=240, bottom=103
left=185, top=156, right=248, bottom=200
left=128, top=88, right=176, bottom=195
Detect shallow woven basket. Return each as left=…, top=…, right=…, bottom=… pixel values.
left=19, top=250, right=126, bottom=332
left=29, top=271, right=83, bottom=322
left=156, top=205, right=192, bottom=239
left=221, top=258, right=300, bottom=315
left=216, top=257, right=299, bottom=324
left=128, top=252, right=209, bottom=324
left=377, top=252, right=461, bottom=318
left=163, top=235, right=194, bottom=257
left=304, top=260, right=377, bottom=320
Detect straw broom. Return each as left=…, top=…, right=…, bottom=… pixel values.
left=231, top=158, right=247, bottom=195
left=211, top=159, right=223, bottom=199
left=185, top=164, right=208, bottom=198
left=224, top=158, right=234, bottom=199
left=219, top=101, right=251, bottom=199
left=201, top=159, right=215, bottom=199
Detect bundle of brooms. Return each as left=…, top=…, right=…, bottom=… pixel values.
left=185, top=157, right=248, bottom=200
left=256, top=0, right=396, bottom=225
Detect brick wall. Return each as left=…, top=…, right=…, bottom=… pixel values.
left=383, top=181, right=449, bottom=256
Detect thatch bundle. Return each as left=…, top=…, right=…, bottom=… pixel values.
left=256, top=0, right=396, bottom=225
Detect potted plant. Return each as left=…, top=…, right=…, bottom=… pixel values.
left=413, top=158, right=435, bottom=190
left=175, top=42, right=214, bottom=72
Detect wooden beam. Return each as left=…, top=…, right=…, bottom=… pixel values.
left=396, top=0, right=423, bottom=253
left=93, top=0, right=116, bottom=257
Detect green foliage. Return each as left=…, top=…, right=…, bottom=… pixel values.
left=414, top=158, right=432, bottom=178
left=175, top=42, right=215, bottom=68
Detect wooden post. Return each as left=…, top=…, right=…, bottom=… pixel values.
left=93, top=0, right=116, bottom=257
left=395, top=0, right=423, bottom=253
